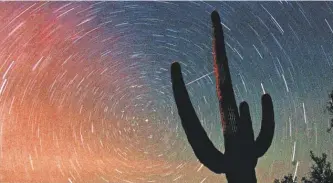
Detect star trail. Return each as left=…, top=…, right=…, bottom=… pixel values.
left=0, top=1, right=332, bottom=183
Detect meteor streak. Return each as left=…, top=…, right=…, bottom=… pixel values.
left=185, top=71, right=214, bottom=86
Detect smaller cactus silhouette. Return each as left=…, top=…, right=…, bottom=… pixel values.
left=171, top=11, right=275, bottom=183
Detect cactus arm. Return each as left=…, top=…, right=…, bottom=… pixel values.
left=255, top=94, right=275, bottom=157
left=238, top=101, right=255, bottom=144
left=171, top=62, right=227, bottom=174
left=211, top=11, right=240, bottom=136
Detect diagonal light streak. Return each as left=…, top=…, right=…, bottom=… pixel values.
left=185, top=71, right=214, bottom=86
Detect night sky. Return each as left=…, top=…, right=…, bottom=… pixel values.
left=0, top=1, right=333, bottom=183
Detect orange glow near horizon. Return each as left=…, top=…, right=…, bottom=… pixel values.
left=0, top=2, right=326, bottom=183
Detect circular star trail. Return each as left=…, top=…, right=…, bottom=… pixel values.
left=0, top=2, right=332, bottom=183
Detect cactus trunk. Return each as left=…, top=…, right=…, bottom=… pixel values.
left=171, top=10, right=275, bottom=183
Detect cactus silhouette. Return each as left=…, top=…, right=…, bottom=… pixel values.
left=171, top=11, right=275, bottom=183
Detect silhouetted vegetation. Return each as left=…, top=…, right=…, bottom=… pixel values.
left=302, top=151, right=333, bottom=183
left=274, top=151, right=333, bottom=183
left=275, top=86, right=333, bottom=182
left=274, top=174, right=297, bottom=183
left=171, top=10, right=275, bottom=183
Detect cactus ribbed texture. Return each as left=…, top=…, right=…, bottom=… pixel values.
left=171, top=10, right=275, bottom=183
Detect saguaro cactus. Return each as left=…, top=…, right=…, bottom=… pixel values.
left=171, top=11, right=275, bottom=183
